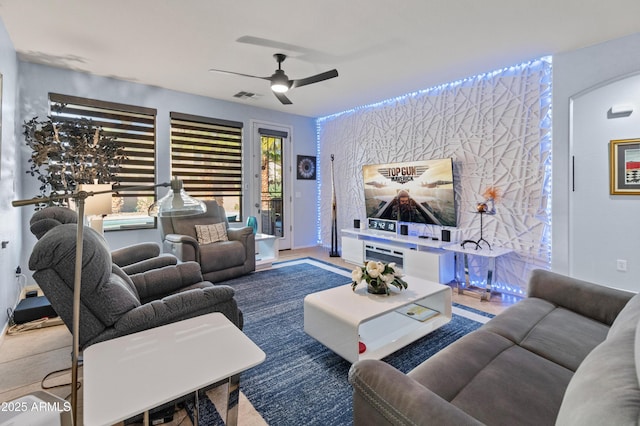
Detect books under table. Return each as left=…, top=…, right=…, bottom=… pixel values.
left=395, top=303, right=440, bottom=322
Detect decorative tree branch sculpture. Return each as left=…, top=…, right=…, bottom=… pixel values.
left=23, top=103, right=125, bottom=209
left=329, top=154, right=340, bottom=257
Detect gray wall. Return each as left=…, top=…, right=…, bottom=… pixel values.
left=570, top=72, right=640, bottom=291
left=16, top=62, right=317, bottom=285
left=553, top=32, right=640, bottom=290
left=0, top=19, right=21, bottom=332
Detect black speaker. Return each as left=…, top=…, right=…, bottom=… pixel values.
left=441, top=229, right=451, bottom=242
left=354, top=219, right=360, bottom=229
left=13, top=296, right=58, bottom=324
left=400, top=224, right=408, bottom=235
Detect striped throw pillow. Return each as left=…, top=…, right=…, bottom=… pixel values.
left=194, top=223, right=228, bottom=244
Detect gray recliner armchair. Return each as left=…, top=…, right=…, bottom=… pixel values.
left=29, top=206, right=178, bottom=274
left=160, top=201, right=256, bottom=283
left=29, top=223, right=243, bottom=350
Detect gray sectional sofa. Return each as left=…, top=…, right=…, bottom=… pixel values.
left=349, top=269, right=640, bottom=425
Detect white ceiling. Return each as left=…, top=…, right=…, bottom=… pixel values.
left=2, top=0, right=640, bottom=118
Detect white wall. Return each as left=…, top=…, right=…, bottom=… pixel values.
left=16, top=62, right=318, bottom=287
left=553, top=33, right=640, bottom=282
left=569, top=73, right=640, bottom=291
left=318, top=58, right=552, bottom=295
left=0, top=19, right=22, bottom=330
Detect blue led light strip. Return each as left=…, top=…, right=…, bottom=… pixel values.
left=315, top=56, right=553, bottom=296
left=318, top=57, right=552, bottom=123
left=315, top=120, right=323, bottom=245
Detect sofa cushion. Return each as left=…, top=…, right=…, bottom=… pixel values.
left=482, top=298, right=609, bottom=371
left=409, top=329, right=573, bottom=426
left=608, top=292, right=640, bottom=339
left=556, top=318, right=640, bottom=425
left=29, top=206, right=78, bottom=239
left=90, top=269, right=141, bottom=326
left=29, top=224, right=111, bottom=287
left=517, top=308, right=609, bottom=371
left=195, top=223, right=228, bottom=244
left=480, top=298, right=555, bottom=342
left=29, top=223, right=141, bottom=327
left=198, top=240, right=246, bottom=273
left=454, top=345, right=572, bottom=426
left=409, top=330, right=514, bottom=400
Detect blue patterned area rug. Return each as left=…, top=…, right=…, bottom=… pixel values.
left=187, top=258, right=494, bottom=425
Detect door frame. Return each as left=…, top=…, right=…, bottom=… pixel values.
left=249, top=120, right=293, bottom=250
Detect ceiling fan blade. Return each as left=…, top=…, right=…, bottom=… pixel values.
left=291, top=69, right=339, bottom=89
left=209, top=68, right=270, bottom=81
left=273, top=91, right=293, bottom=105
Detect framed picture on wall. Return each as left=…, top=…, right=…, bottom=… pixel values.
left=296, top=155, right=316, bottom=180
left=610, top=138, right=640, bottom=195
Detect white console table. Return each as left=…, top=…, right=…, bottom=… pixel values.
left=443, top=244, right=513, bottom=301
left=341, top=229, right=455, bottom=284
left=255, top=233, right=278, bottom=270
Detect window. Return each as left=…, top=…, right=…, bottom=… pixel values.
left=170, top=112, right=243, bottom=221
left=49, top=93, right=157, bottom=230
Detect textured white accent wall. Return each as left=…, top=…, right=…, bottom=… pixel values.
left=318, top=58, right=552, bottom=295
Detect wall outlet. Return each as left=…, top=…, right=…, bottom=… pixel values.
left=616, top=259, right=628, bottom=272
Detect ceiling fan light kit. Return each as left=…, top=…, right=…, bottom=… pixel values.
left=270, top=70, right=291, bottom=93
left=210, top=53, right=338, bottom=104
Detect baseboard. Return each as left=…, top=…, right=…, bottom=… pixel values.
left=290, top=243, right=323, bottom=250
left=0, top=289, right=21, bottom=349
left=0, top=320, right=8, bottom=349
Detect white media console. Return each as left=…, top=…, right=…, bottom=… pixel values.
left=341, top=229, right=455, bottom=284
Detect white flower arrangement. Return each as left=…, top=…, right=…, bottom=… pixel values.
left=351, top=261, right=408, bottom=295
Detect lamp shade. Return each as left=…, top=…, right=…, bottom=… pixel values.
left=148, top=178, right=206, bottom=217
left=78, top=183, right=113, bottom=216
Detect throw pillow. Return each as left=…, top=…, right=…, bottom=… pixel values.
left=195, top=223, right=228, bottom=244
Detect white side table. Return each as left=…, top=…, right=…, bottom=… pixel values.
left=83, top=313, right=265, bottom=426
left=443, top=244, right=512, bottom=300
left=255, top=233, right=278, bottom=269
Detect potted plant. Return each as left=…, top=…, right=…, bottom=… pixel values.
left=351, top=261, right=408, bottom=295
left=23, top=103, right=125, bottom=209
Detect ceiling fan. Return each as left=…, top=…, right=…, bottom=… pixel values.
left=209, top=53, right=338, bottom=105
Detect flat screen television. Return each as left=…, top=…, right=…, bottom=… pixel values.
left=363, top=158, right=457, bottom=227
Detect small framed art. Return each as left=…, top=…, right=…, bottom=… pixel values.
left=296, top=155, right=316, bottom=180
left=610, top=138, right=640, bottom=195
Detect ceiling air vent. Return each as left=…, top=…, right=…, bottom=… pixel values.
left=233, top=91, right=262, bottom=101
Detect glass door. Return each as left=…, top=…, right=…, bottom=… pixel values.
left=251, top=123, right=291, bottom=250
left=260, top=135, right=284, bottom=238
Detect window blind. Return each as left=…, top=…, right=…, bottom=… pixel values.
left=258, top=127, right=288, bottom=138
left=169, top=112, right=243, bottom=201
left=48, top=93, right=157, bottom=198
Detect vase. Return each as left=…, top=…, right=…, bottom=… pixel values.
left=367, top=282, right=387, bottom=295
left=246, top=216, right=258, bottom=234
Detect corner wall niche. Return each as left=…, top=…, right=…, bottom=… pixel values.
left=317, top=57, right=552, bottom=296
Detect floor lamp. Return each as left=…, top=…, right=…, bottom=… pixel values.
left=12, top=177, right=206, bottom=425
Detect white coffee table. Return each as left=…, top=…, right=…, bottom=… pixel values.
left=83, top=313, right=265, bottom=426
left=304, top=276, right=452, bottom=363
